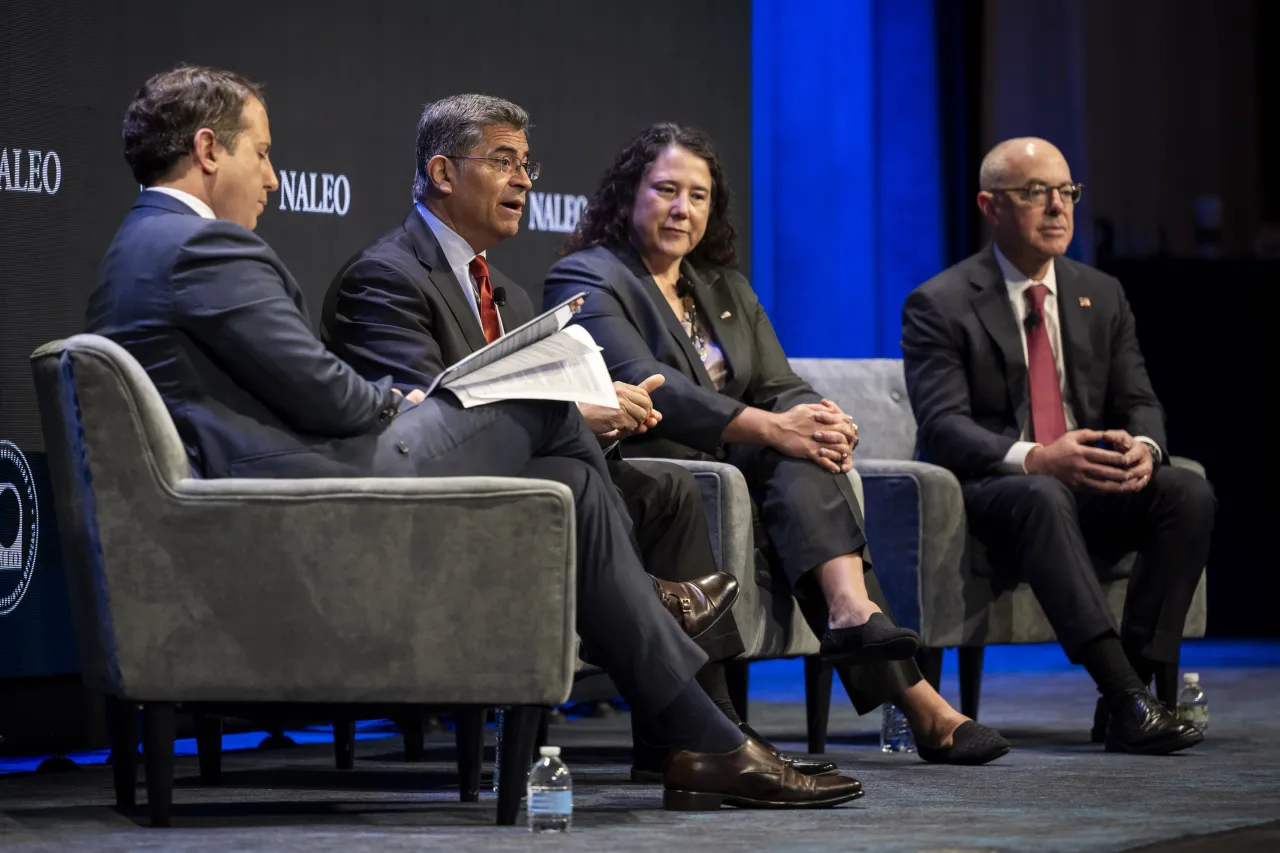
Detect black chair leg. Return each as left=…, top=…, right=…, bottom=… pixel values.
left=141, top=703, right=175, bottom=827
left=194, top=713, right=222, bottom=785
left=726, top=660, right=750, bottom=723
left=916, top=647, right=944, bottom=693
left=535, top=708, right=551, bottom=752
left=333, top=719, right=356, bottom=770
left=454, top=708, right=485, bottom=802
left=803, top=656, right=833, bottom=754
left=401, top=714, right=426, bottom=762
left=107, top=697, right=138, bottom=810
left=1154, top=660, right=1179, bottom=711
left=496, top=705, right=541, bottom=826
left=958, top=647, right=985, bottom=721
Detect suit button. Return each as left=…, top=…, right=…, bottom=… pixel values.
left=397, top=441, right=409, bottom=454
left=890, top=390, right=903, bottom=402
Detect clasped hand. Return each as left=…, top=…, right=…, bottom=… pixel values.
left=577, top=374, right=666, bottom=442
left=1025, top=428, right=1153, bottom=492
left=772, top=399, right=859, bottom=473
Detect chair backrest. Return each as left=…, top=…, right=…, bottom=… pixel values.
left=29, top=334, right=190, bottom=693
left=788, top=358, right=918, bottom=460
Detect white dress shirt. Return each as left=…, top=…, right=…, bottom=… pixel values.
left=416, top=202, right=504, bottom=336
left=994, top=245, right=1161, bottom=473
left=147, top=186, right=215, bottom=219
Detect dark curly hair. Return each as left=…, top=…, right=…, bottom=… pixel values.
left=123, top=65, right=264, bottom=186
left=563, top=122, right=738, bottom=268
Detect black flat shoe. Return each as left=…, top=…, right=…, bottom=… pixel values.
left=1105, top=690, right=1203, bottom=755
left=917, top=720, right=1011, bottom=766
left=820, top=613, right=919, bottom=664
left=632, top=724, right=840, bottom=783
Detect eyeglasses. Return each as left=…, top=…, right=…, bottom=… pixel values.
left=986, top=182, right=1084, bottom=206
left=449, top=155, right=541, bottom=182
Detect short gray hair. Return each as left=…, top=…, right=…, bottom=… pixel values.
left=412, top=94, right=530, bottom=202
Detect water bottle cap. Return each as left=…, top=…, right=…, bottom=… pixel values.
left=1183, top=672, right=1199, bottom=683
left=539, top=746, right=561, bottom=757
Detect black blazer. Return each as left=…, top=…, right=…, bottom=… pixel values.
left=900, top=244, right=1167, bottom=481
left=321, top=209, right=526, bottom=388
left=85, top=193, right=397, bottom=479
left=543, top=245, right=824, bottom=459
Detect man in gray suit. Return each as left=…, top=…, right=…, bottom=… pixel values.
left=85, top=64, right=861, bottom=809
left=901, top=137, right=1214, bottom=755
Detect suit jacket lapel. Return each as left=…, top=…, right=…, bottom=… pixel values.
left=616, top=248, right=717, bottom=390
left=970, top=247, right=1031, bottom=435
left=685, top=262, right=748, bottom=398
left=403, top=210, right=488, bottom=352
left=1053, top=258, right=1092, bottom=423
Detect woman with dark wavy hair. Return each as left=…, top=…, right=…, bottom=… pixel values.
left=546, top=123, right=1009, bottom=767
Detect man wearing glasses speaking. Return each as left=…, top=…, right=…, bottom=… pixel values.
left=901, top=138, right=1215, bottom=756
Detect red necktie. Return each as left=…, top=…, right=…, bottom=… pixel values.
left=1025, top=283, right=1068, bottom=445
left=469, top=255, right=502, bottom=344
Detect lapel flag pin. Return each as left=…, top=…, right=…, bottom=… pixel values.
left=1078, top=297, right=1092, bottom=307
left=720, top=310, right=732, bottom=319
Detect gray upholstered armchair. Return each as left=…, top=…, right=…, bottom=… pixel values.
left=31, top=334, right=579, bottom=827
left=789, top=358, right=1207, bottom=723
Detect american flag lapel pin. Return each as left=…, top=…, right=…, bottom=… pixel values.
left=1078, top=297, right=1092, bottom=307
left=720, top=310, right=732, bottom=319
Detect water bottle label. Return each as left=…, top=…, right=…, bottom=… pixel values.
left=528, top=790, right=572, bottom=815
left=1177, top=705, right=1209, bottom=726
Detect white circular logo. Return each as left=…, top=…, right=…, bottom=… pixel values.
left=0, top=440, right=38, bottom=616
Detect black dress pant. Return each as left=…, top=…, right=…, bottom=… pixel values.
left=962, top=466, right=1215, bottom=663
left=728, top=444, right=922, bottom=714
left=609, top=459, right=745, bottom=662
left=375, top=394, right=708, bottom=717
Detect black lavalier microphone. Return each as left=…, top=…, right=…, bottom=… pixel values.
left=493, top=287, right=507, bottom=307
left=1024, top=308, right=1042, bottom=334
left=675, top=278, right=693, bottom=299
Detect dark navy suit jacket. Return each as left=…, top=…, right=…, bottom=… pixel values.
left=85, top=192, right=398, bottom=478
left=901, top=244, right=1167, bottom=481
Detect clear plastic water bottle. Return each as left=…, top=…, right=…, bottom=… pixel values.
left=527, top=745, right=572, bottom=833
left=492, top=707, right=505, bottom=794
left=1176, top=672, right=1209, bottom=734
left=880, top=703, right=915, bottom=753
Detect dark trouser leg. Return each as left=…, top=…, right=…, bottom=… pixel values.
left=963, top=475, right=1117, bottom=659
left=1076, top=466, right=1215, bottom=664
left=610, top=458, right=745, bottom=662
left=732, top=445, right=922, bottom=714
left=520, top=454, right=708, bottom=718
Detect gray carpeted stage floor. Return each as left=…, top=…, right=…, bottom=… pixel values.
left=2, top=666, right=1278, bottom=852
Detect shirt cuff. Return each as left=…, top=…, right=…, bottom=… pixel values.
left=1133, top=436, right=1163, bottom=464
left=1001, top=440, right=1041, bottom=474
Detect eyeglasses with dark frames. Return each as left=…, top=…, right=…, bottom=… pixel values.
left=986, top=182, right=1083, bottom=206
left=449, top=155, right=541, bottom=182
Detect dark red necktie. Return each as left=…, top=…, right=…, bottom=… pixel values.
left=1025, top=283, right=1068, bottom=444
left=468, top=255, right=502, bottom=344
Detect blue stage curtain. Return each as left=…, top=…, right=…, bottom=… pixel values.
left=752, top=0, right=944, bottom=358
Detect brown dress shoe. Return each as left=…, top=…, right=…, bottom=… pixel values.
left=651, top=572, right=739, bottom=640
left=663, top=737, right=864, bottom=810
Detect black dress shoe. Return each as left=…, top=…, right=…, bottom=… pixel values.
left=917, top=720, right=1011, bottom=766
left=1105, top=689, right=1203, bottom=755
left=820, top=612, right=919, bottom=664
left=652, top=573, right=739, bottom=640
left=663, top=738, right=863, bottom=810
left=631, top=723, right=839, bottom=783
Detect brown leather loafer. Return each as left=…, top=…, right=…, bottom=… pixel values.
left=663, top=737, right=864, bottom=810
left=652, top=572, right=739, bottom=640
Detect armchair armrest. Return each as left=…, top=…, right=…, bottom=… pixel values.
left=854, top=459, right=967, bottom=642
left=102, top=475, right=578, bottom=706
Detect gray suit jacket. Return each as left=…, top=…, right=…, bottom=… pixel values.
left=901, top=244, right=1167, bottom=480
left=85, top=192, right=398, bottom=478
left=543, top=244, right=824, bottom=460
left=321, top=209, right=526, bottom=389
